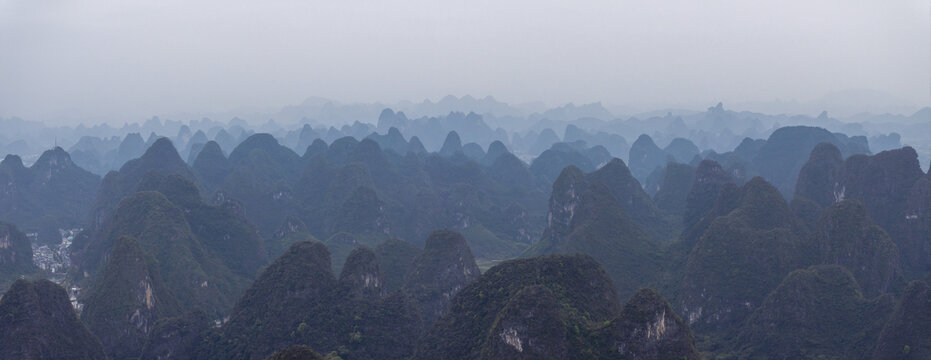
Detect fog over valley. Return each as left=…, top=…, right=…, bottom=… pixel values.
left=0, top=1, right=929, bottom=359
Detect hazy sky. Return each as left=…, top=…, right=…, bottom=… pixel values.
left=1, top=0, right=928, bottom=124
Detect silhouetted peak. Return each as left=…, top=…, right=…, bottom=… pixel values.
left=461, top=142, right=485, bottom=160
left=353, top=138, right=385, bottom=157
left=121, top=132, right=145, bottom=147
left=553, top=165, right=586, bottom=189
left=199, top=140, right=226, bottom=158
left=486, top=140, right=508, bottom=157
left=230, top=133, right=280, bottom=161
left=142, top=137, right=184, bottom=163
left=378, top=108, right=396, bottom=121
left=709, top=102, right=725, bottom=112
left=439, top=131, right=463, bottom=156
left=596, top=158, right=633, bottom=177
left=1, top=154, right=25, bottom=169
left=810, top=142, right=842, bottom=163
left=407, top=136, right=427, bottom=154
left=304, top=138, right=328, bottom=158
left=423, top=229, right=469, bottom=253
left=633, top=133, right=657, bottom=147
left=29, top=147, right=74, bottom=172
left=694, top=159, right=730, bottom=184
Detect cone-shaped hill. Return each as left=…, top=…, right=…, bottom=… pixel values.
left=415, top=254, right=699, bottom=359
left=795, top=146, right=928, bottom=275
left=374, top=238, right=421, bottom=293
left=683, top=159, right=734, bottom=234
left=438, top=131, right=462, bottom=157
left=192, top=140, right=232, bottom=193
left=794, top=142, right=844, bottom=208
left=79, top=186, right=256, bottom=319
left=738, top=265, right=894, bottom=359
left=752, top=125, right=868, bottom=197
left=587, top=158, right=680, bottom=241
left=82, top=236, right=181, bottom=359
left=815, top=200, right=902, bottom=297
left=653, top=162, right=696, bottom=218
left=339, top=247, right=386, bottom=300
left=0, top=146, right=101, bottom=231
left=678, top=177, right=815, bottom=332
left=0, top=279, right=106, bottom=359
left=89, top=137, right=197, bottom=227
left=628, top=134, right=671, bottom=184
left=0, top=148, right=100, bottom=245
left=204, top=240, right=422, bottom=360
left=872, top=280, right=931, bottom=359
left=594, top=288, right=700, bottom=360
left=0, top=222, right=35, bottom=277
left=403, top=230, right=480, bottom=326
left=525, top=165, right=662, bottom=299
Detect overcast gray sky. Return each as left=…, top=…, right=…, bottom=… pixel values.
left=1, top=0, right=928, bottom=124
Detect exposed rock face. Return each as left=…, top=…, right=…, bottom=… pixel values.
left=479, top=286, right=568, bottom=360
left=415, top=254, right=621, bottom=360
left=752, top=125, right=867, bottom=197
left=794, top=142, right=844, bottom=208
left=206, top=241, right=422, bottom=360
left=538, top=166, right=586, bottom=250
left=403, top=230, right=480, bottom=326
left=140, top=309, right=211, bottom=360
left=678, top=177, right=815, bottom=332
left=815, top=200, right=901, bottom=297
left=339, top=247, right=386, bottom=300
left=82, top=236, right=181, bottom=360
left=0, top=279, right=107, bottom=360
left=739, top=265, right=894, bottom=359
left=527, top=165, right=661, bottom=299
left=598, top=288, right=700, bottom=360
left=836, top=147, right=926, bottom=273
left=872, top=280, right=931, bottom=360
left=82, top=190, right=250, bottom=316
